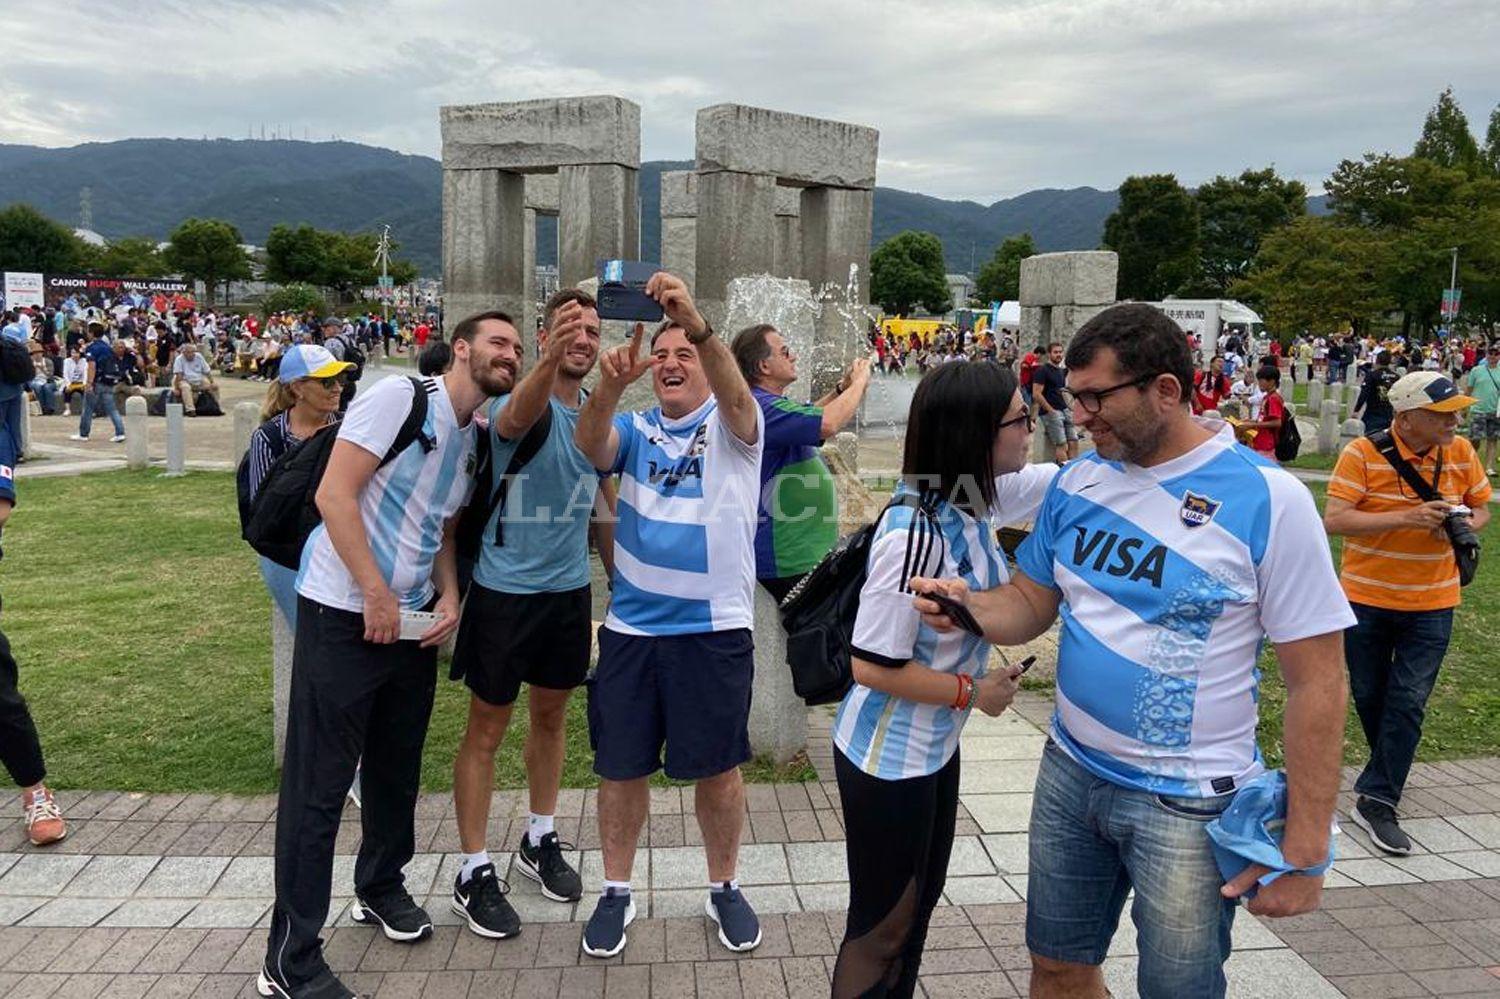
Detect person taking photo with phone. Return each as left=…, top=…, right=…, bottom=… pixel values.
left=830, top=360, right=1051, bottom=999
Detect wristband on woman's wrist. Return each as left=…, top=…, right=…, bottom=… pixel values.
left=952, top=673, right=973, bottom=711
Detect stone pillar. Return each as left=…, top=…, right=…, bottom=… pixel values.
left=272, top=603, right=294, bottom=766
left=558, top=163, right=640, bottom=290
left=1339, top=418, right=1365, bottom=453
left=164, top=403, right=186, bottom=476
left=800, top=186, right=873, bottom=299
left=773, top=186, right=802, bottom=280
left=694, top=170, right=777, bottom=329
left=749, top=584, right=807, bottom=764
left=1347, top=378, right=1361, bottom=409
left=1307, top=378, right=1325, bottom=414
left=18, top=402, right=30, bottom=460
left=1327, top=382, right=1344, bottom=417
left=660, top=171, right=697, bottom=290
left=1317, top=399, right=1342, bottom=454
left=125, top=395, right=149, bottom=470
left=442, top=167, right=528, bottom=327
left=232, top=401, right=257, bottom=464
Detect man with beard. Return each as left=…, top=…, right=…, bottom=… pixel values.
left=258, top=311, right=519, bottom=999
left=910, top=304, right=1353, bottom=999
left=446, top=290, right=617, bottom=939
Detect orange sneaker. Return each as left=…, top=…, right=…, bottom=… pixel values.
left=23, top=787, right=66, bottom=846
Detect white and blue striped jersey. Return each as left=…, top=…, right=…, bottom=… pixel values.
left=297, top=375, right=477, bottom=612
left=835, top=467, right=1056, bottom=781
left=1015, top=421, right=1354, bottom=797
left=604, top=397, right=763, bottom=636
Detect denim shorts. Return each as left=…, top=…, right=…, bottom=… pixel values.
left=1469, top=412, right=1500, bottom=442
left=1027, top=739, right=1237, bottom=999
left=1040, top=409, right=1077, bottom=447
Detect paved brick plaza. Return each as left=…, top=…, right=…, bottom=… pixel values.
left=0, top=694, right=1496, bottom=997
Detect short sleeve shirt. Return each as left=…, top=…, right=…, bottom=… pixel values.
left=751, top=387, right=838, bottom=580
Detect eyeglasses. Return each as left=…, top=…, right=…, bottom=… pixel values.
left=1062, top=374, right=1155, bottom=414
left=317, top=375, right=346, bottom=389
left=998, top=411, right=1035, bottom=433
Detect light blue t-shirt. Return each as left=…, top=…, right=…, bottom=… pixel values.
left=473, top=394, right=601, bottom=594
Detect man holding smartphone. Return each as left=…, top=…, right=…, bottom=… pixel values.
left=258, top=312, right=519, bottom=999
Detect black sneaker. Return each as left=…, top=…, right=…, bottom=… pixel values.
left=581, top=887, right=636, bottom=959
left=256, top=965, right=361, bottom=999
left=349, top=889, right=433, bottom=942
left=450, top=862, right=521, bottom=939
left=517, top=831, right=582, bottom=902
left=705, top=883, right=761, bottom=952
left=1352, top=796, right=1412, bottom=856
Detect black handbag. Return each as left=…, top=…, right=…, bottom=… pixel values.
left=1367, top=430, right=1480, bottom=586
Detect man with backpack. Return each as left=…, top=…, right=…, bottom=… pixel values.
left=446, top=289, right=616, bottom=940
left=69, top=325, right=126, bottom=443
left=1240, top=364, right=1289, bottom=463
left=258, top=311, right=520, bottom=999
left=320, top=317, right=364, bottom=412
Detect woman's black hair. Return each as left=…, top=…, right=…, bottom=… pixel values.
left=901, top=360, right=1020, bottom=516
left=418, top=340, right=452, bottom=375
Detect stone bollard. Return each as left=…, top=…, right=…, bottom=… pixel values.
left=1317, top=399, right=1342, bottom=454
left=1339, top=418, right=1365, bottom=454
left=748, top=584, right=808, bottom=765
left=1347, top=378, right=1361, bottom=409
left=19, top=400, right=31, bottom=460
left=1328, top=382, right=1344, bottom=417
left=1307, top=378, right=1324, bottom=414
left=164, top=403, right=186, bottom=476
left=233, top=402, right=258, bottom=464
left=833, top=431, right=859, bottom=475
left=125, top=396, right=149, bottom=470
left=272, top=603, right=295, bottom=767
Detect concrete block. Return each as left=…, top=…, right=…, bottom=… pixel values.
left=232, top=401, right=257, bottom=464
left=1019, top=306, right=1051, bottom=348
left=661, top=217, right=697, bottom=292
left=774, top=185, right=802, bottom=217
left=523, top=173, right=559, bottom=214
left=694, top=170, right=777, bottom=313
left=440, top=95, right=640, bottom=171
left=272, top=602, right=294, bottom=767
left=749, top=584, right=808, bottom=764
left=1317, top=399, right=1342, bottom=454
left=659, top=170, right=698, bottom=218
left=125, top=395, right=148, bottom=470
left=1339, top=418, right=1365, bottom=452
left=558, top=163, right=640, bottom=290
left=1018, top=251, right=1118, bottom=307
left=1307, top=378, right=1324, bottom=413
left=696, top=104, right=879, bottom=189
left=774, top=215, right=802, bottom=280
left=442, top=167, right=528, bottom=326
left=725, top=276, right=817, bottom=392
left=164, top=403, right=186, bottom=476
left=800, top=186, right=873, bottom=297
left=1051, top=304, right=1109, bottom=347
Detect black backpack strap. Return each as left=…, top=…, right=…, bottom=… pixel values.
left=378, top=376, right=437, bottom=469
left=885, top=491, right=947, bottom=592
left=490, top=405, right=555, bottom=547
left=1367, top=430, right=1441, bottom=502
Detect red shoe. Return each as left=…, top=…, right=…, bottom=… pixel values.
left=23, top=787, right=66, bottom=846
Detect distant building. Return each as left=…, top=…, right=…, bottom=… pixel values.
left=946, top=273, right=974, bottom=313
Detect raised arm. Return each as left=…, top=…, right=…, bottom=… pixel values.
left=817, top=357, right=873, bottom=440
left=646, top=271, right=758, bottom=446
left=574, top=324, right=653, bottom=472
left=496, top=301, right=587, bottom=440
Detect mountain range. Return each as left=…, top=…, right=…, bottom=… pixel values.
left=0, top=138, right=1327, bottom=278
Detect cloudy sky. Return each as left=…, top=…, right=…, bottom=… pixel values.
left=3, top=0, right=1497, bottom=201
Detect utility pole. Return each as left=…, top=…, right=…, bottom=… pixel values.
left=374, top=225, right=393, bottom=327
left=1445, top=245, right=1460, bottom=334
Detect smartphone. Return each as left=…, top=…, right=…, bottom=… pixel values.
left=1014, top=655, right=1037, bottom=676
left=925, top=591, right=985, bottom=637
left=596, top=259, right=665, bottom=322
left=398, top=610, right=442, bottom=642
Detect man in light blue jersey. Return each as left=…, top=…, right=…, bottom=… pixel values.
left=911, top=303, right=1354, bottom=999
left=573, top=271, right=764, bottom=959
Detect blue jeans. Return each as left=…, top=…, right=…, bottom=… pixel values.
left=1027, top=739, right=1236, bottom=999
left=1345, top=602, right=1453, bottom=807
left=79, top=383, right=124, bottom=438
left=259, top=557, right=299, bottom=626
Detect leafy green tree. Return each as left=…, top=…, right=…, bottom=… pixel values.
left=1101, top=174, right=1200, bottom=300
left=164, top=218, right=251, bottom=306
left=91, top=237, right=168, bottom=277
left=1482, top=105, right=1500, bottom=176
left=259, top=283, right=327, bottom=319
left=1326, top=153, right=1467, bottom=229
left=264, top=224, right=417, bottom=299
left=1194, top=168, right=1306, bottom=295
left=1413, top=86, right=1481, bottom=176
left=264, top=224, right=328, bottom=285
left=0, top=203, right=93, bottom=273
left=1233, top=218, right=1395, bottom=335
left=871, top=231, right=951, bottom=316
left=974, top=233, right=1036, bottom=304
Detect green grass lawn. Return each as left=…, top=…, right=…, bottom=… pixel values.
left=1, top=471, right=810, bottom=792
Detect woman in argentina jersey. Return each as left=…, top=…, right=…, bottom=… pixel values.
left=831, top=362, right=1052, bottom=999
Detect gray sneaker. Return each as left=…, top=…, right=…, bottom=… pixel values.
left=1352, top=796, right=1412, bottom=855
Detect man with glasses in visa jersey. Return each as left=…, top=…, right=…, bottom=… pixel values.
left=909, top=304, right=1354, bottom=999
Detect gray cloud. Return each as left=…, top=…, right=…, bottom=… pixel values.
left=3, top=0, right=1497, bottom=200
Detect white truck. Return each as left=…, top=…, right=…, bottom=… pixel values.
left=1147, top=299, right=1266, bottom=360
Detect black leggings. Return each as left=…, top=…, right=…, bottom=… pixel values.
left=833, top=747, right=960, bottom=999
left=0, top=628, right=46, bottom=789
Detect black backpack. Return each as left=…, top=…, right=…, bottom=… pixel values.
left=193, top=389, right=223, bottom=417
left=242, top=376, right=436, bottom=569
left=336, top=334, right=366, bottom=383
left=0, top=338, right=32, bottom=385
left=779, top=492, right=944, bottom=706
left=1274, top=394, right=1301, bottom=462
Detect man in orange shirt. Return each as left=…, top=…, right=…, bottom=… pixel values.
left=1324, top=371, right=1491, bottom=854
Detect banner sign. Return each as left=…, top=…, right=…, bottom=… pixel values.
left=43, top=274, right=193, bottom=309
left=1, top=272, right=44, bottom=310
left=1441, top=288, right=1462, bottom=320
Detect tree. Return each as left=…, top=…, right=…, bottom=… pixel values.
left=974, top=233, right=1036, bottom=304
left=259, top=283, right=328, bottom=319
left=264, top=224, right=418, bottom=300
left=1413, top=87, right=1481, bottom=176
left=1194, top=168, right=1306, bottom=295
left=1101, top=174, right=1200, bottom=300
left=870, top=231, right=951, bottom=316
left=1482, top=105, right=1500, bottom=176
left=264, top=224, right=328, bottom=286
left=1232, top=218, right=1395, bottom=336
left=90, top=237, right=168, bottom=277
left=164, top=218, right=251, bottom=306
left=0, top=203, right=93, bottom=273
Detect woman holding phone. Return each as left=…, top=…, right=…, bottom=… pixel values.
left=831, top=360, right=1057, bottom=998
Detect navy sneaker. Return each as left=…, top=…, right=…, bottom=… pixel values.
left=451, top=862, right=521, bottom=939
left=349, top=889, right=433, bottom=942
left=705, top=883, right=761, bottom=952
left=517, top=831, right=582, bottom=902
left=1353, top=796, right=1412, bottom=856
left=256, top=965, right=361, bottom=999
left=581, top=887, right=636, bottom=958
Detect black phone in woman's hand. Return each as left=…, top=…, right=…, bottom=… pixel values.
left=924, top=591, right=985, bottom=637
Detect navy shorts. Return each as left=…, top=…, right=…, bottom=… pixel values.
left=588, top=627, right=754, bottom=781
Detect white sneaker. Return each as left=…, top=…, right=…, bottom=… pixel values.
left=69, top=434, right=88, bottom=442
left=110, top=434, right=126, bottom=443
